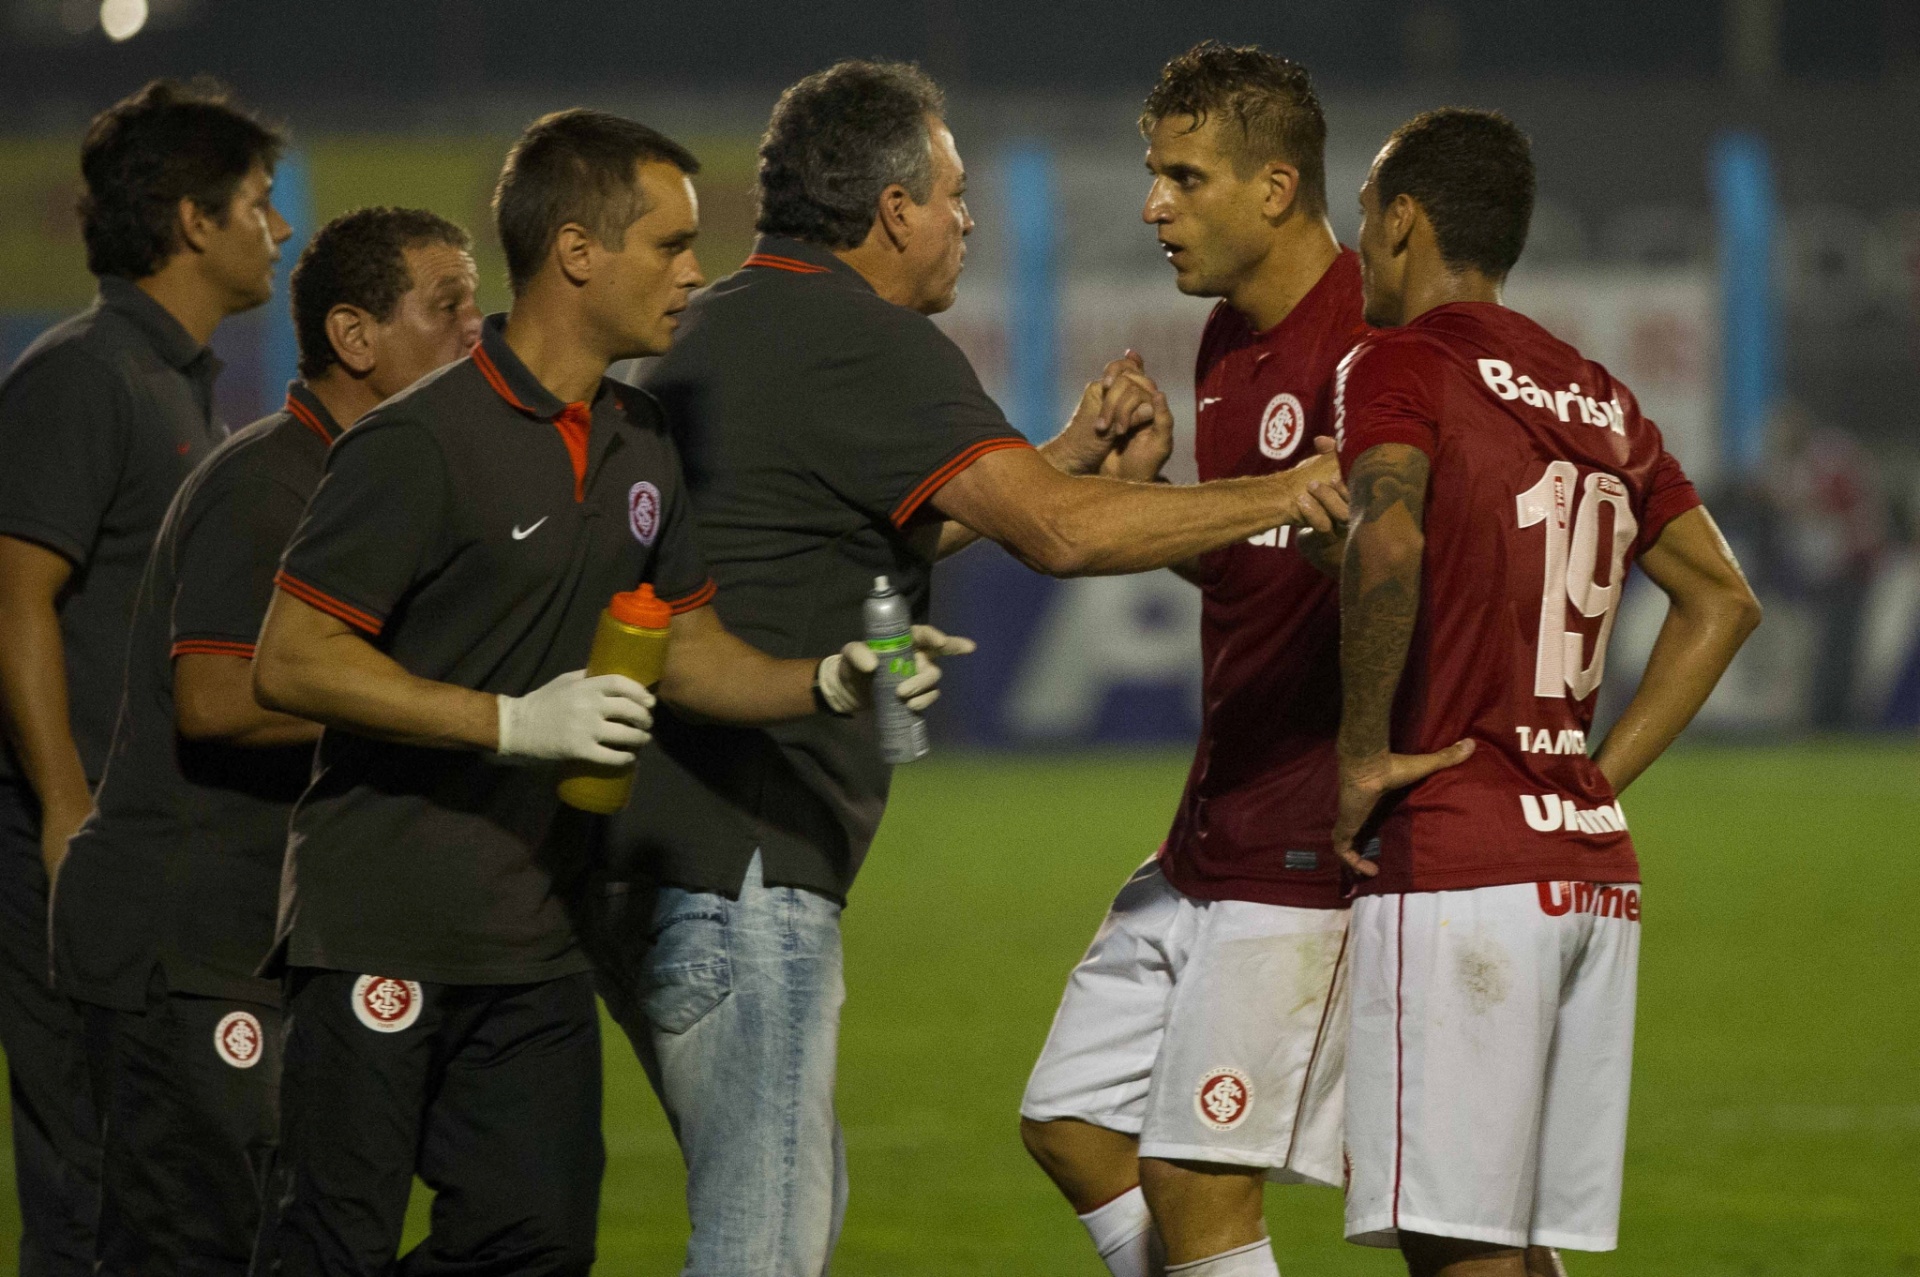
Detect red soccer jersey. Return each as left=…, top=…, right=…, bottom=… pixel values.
left=1157, top=249, right=1370, bottom=910
left=1334, top=301, right=1703, bottom=894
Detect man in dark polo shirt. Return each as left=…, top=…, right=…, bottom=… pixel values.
left=0, top=80, right=287, bottom=1274
left=51, top=206, right=479, bottom=1277
left=608, top=60, right=1350, bottom=1277
left=249, top=111, right=939, bottom=1275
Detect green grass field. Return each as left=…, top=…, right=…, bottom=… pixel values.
left=4, top=742, right=1917, bottom=1273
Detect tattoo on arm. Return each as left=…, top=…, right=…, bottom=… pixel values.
left=1338, top=444, right=1431, bottom=759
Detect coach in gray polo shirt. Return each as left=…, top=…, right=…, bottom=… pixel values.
left=601, top=60, right=1347, bottom=1275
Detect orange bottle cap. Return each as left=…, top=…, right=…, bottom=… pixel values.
left=609, top=583, right=672, bottom=628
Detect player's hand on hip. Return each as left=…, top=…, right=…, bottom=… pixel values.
left=816, top=625, right=977, bottom=714
left=1331, top=739, right=1476, bottom=875
left=494, top=668, right=654, bottom=765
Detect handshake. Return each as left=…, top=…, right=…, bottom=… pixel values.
left=1052, top=349, right=1350, bottom=536
left=493, top=625, right=975, bottom=766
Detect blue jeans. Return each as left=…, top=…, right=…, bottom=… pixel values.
left=598, top=852, right=848, bottom=1277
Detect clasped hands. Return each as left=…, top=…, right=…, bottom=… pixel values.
left=1055, top=349, right=1350, bottom=535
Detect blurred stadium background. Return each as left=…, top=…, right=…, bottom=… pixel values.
left=2, top=1, right=1916, bottom=1271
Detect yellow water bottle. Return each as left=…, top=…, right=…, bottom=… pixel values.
left=557, top=583, right=673, bottom=814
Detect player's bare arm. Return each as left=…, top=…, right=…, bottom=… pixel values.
left=1331, top=442, right=1473, bottom=873
left=937, top=352, right=1170, bottom=560
left=934, top=438, right=1345, bottom=578
left=174, top=653, right=322, bottom=748
left=1592, top=506, right=1761, bottom=793
left=0, top=534, right=91, bottom=873
left=253, top=590, right=506, bottom=751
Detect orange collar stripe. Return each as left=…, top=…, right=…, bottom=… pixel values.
left=285, top=395, right=333, bottom=445
left=744, top=253, right=831, bottom=274
left=470, top=341, right=535, bottom=413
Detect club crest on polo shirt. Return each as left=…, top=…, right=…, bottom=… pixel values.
left=628, top=481, right=661, bottom=545
left=212, top=1010, right=264, bottom=1069
left=352, top=975, right=423, bottom=1033
left=1258, top=393, right=1306, bottom=461
left=1195, top=1068, right=1254, bottom=1130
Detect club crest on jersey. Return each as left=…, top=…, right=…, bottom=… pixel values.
left=352, top=975, right=423, bottom=1033
left=1258, top=393, right=1306, bottom=460
left=212, top=1010, right=264, bottom=1069
left=1195, top=1068, right=1254, bottom=1130
left=628, top=481, right=661, bottom=546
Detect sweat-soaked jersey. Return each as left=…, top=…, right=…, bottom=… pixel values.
left=1157, top=249, right=1370, bottom=910
left=1334, top=301, right=1701, bottom=894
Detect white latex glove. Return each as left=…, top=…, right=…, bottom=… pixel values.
left=495, top=669, right=654, bottom=765
left=815, top=625, right=978, bottom=715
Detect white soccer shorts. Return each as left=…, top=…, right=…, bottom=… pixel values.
left=1344, top=881, right=1642, bottom=1252
left=1020, top=858, right=1350, bottom=1187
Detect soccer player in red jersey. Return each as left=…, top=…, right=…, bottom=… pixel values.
left=1021, top=45, right=1435, bottom=1277
left=1332, top=109, right=1761, bottom=1276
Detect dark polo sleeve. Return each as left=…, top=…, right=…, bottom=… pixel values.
left=171, top=463, right=311, bottom=659
left=0, top=346, right=128, bottom=567
left=276, top=419, right=449, bottom=637
left=826, top=315, right=1031, bottom=529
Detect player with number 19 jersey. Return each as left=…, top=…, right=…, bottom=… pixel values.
left=1336, top=298, right=1702, bottom=1255
left=1334, top=301, right=1701, bottom=895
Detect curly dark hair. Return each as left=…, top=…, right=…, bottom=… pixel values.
left=78, top=79, right=285, bottom=280
left=755, top=60, right=946, bottom=250
left=290, top=208, right=471, bottom=379
left=1140, top=41, right=1327, bottom=216
left=1375, top=108, right=1535, bottom=279
left=493, top=109, right=700, bottom=294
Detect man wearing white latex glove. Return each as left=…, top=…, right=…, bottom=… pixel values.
left=813, top=624, right=976, bottom=716
left=244, top=114, right=968, bottom=1273
left=494, top=670, right=657, bottom=764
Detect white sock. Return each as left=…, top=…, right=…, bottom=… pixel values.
left=1166, top=1236, right=1280, bottom=1277
left=1078, top=1185, right=1163, bottom=1277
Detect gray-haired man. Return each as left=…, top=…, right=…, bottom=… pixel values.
left=600, top=60, right=1349, bottom=1275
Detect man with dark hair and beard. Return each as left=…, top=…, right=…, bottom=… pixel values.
left=604, top=56, right=1350, bottom=1276
left=0, top=78, right=287, bottom=1273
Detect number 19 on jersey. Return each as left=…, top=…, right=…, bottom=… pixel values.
left=1517, top=461, right=1638, bottom=701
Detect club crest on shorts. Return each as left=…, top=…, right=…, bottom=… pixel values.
left=628, top=481, right=661, bottom=545
left=352, top=975, right=423, bottom=1033
left=1196, top=1068, right=1254, bottom=1130
left=1258, top=393, right=1306, bottom=461
left=212, top=1010, right=264, bottom=1069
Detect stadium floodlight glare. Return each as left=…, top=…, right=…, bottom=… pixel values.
left=99, top=0, right=147, bottom=41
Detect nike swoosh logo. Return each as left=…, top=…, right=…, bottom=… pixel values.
left=511, top=517, right=549, bottom=540
left=1198, top=397, right=1223, bottom=410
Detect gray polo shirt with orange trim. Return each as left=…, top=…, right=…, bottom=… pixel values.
left=54, top=381, right=340, bottom=1011
left=0, top=277, right=225, bottom=790
left=273, top=315, right=711, bottom=985
left=613, top=234, right=1030, bottom=903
